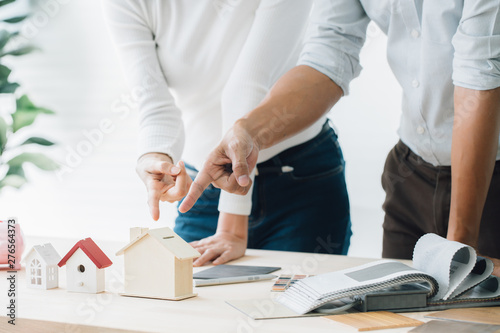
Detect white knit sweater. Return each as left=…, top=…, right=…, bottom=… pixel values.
left=103, top=0, right=326, bottom=215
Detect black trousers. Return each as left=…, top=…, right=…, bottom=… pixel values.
left=382, top=140, right=500, bottom=259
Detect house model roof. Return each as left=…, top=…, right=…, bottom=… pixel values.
left=116, top=227, right=200, bottom=260
left=58, top=238, right=113, bottom=269
left=22, top=243, right=61, bottom=266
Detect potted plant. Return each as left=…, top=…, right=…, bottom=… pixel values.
left=0, top=0, right=57, bottom=193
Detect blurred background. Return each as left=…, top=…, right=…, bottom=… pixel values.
left=0, top=0, right=401, bottom=258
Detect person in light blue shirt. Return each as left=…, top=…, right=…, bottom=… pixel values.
left=179, top=0, right=500, bottom=275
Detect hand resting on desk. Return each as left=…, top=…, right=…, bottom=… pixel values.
left=190, top=212, right=248, bottom=266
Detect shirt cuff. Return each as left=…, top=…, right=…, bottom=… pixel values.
left=298, top=48, right=359, bottom=96
left=137, top=124, right=184, bottom=164
left=452, top=32, right=500, bottom=90
left=217, top=171, right=256, bottom=216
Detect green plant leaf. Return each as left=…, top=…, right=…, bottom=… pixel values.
left=0, top=116, right=7, bottom=154
left=0, top=0, right=16, bottom=7
left=12, top=95, right=54, bottom=132
left=0, top=174, right=27, bottom=189
left=3, top=165, right=26, bottom=190
left=0, top=64, right=17, bottom=93
left=0, top=64, right=11, bottom=82
left=3, top=15, right=28, bottom=24
left=7, top=152, right=59, bottom=171
left=0, top=45, right=37, bottom=57
left=0, top=30, right=12, bottom=50
left=16, top=94, right=33, bottom=108
left=16, top=94, right=50, bottom=110
left=12, top=110, right=38, bottom=132
left=0, top=30, right=18, bottom=51
left=21, top=137, right=55, bottom=146
left=0, top=81, right=19, bottom=93
left=6, top=164, right=24, bottom=177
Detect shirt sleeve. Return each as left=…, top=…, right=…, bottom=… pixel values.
left=218, top=0, right=314, bottom=216
left=102, top=0, right=185, bottom=163
left=297, top=0, right=370, bottom=95
left=452, top=0, right=500, bottom=90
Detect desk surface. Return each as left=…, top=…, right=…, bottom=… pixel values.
left=1, top=236, right=434, bottom=333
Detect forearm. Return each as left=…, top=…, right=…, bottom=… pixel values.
left=448, top=86, right=500, bottom=246
left=236, top=65, right=343, bottom=150
left=179, top=66, right=343, bottom=212
left=216, top=212, right=248, bottom=239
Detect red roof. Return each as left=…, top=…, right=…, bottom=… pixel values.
left=58, top=238, right=112, bottom=269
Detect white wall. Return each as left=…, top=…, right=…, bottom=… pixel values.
left=333, top=23, right=402, bottom=257
left=0, top=1, right=401, bottom=258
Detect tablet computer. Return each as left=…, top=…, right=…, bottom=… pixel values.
left=193, top=265, right=281, bottom=279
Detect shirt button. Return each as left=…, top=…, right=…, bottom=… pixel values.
left=417, top=126, right=425, bottom=135
left=411, top=29, right=420, bottom=38
left=412, top=79, right=420, bottom=88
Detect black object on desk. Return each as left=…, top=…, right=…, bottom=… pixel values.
left=354, top=284, right=429, bottom=312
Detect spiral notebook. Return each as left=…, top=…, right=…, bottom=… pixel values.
left=277, top=234, right=500, bottom=314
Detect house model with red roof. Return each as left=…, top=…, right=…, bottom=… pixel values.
left=58, top=238, right=112, bottom=293
left=116, top=227, right=200, bottom=300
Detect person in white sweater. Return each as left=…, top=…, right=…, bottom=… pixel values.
left=103, top=0, right=352, bottom=265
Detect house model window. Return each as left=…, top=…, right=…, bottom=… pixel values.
left=30, top=259, right=42, bottom=285
left=48, top=267, right=56, bottom=281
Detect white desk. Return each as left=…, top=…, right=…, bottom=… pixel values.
left=0, top=236, right=433, bottom=332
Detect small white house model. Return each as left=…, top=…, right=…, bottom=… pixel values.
left=58, top=238, right=112, bottom=294
left=23, top=243, right=61, bottom=289
left=116, top=227, right=200, bottom=300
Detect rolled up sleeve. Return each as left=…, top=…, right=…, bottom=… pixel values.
left=298, top=0, right=370, bottom=95
left=452, top=0, right=500, bottom=90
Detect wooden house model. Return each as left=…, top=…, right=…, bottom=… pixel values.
left=58, top=238, right=112, bottom=293
left=23, top=243, right=61, bottom=289
left=116, top=227, right=200, bottom=300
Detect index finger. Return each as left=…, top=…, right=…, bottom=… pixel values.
left=147, top=186, right=161, bottom=221
left=178, top=169, right=213, bottom=213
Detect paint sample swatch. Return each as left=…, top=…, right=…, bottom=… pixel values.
left=324, top=311, right=424, bottom=331
left=410, top=320, right=500, bottom=333
left=425, top=307, right=500, bottom=325
left=271, top=274, right=313, bottom=292
left=193, top=265, right=280, bottom=279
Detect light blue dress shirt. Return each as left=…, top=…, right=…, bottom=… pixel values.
left=299, top=0, right=500, bottom=166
